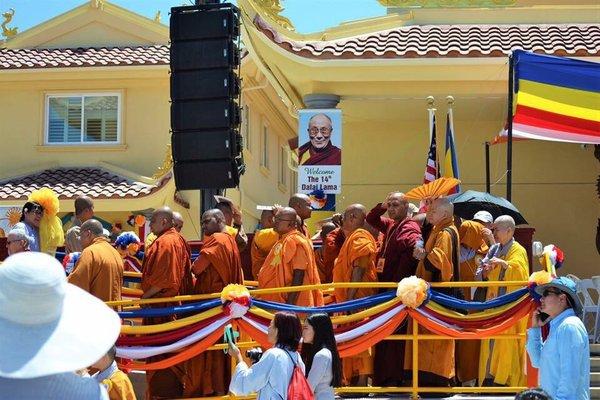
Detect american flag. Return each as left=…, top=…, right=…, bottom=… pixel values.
left=423, top=113, right=440, bottom=184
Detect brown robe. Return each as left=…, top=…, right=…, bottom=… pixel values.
left=405, top=217, right=458, bottom=386
left=456, top=220, right=489, bottom=383
left=182, top=232, right=244, bottom=397
left=141, top=228, right=193, bottom=400
left=68, top=237, right=123, bottom=302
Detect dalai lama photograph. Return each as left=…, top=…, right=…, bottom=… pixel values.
left=298, top=111, right=342, bottom=166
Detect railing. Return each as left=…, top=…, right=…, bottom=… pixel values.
left=112, top=278, right=534, bottom=399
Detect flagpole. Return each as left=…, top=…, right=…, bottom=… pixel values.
left=485, top=141, right=491, bottom=193
left=427, top=95, right=435, bottom=141
left=506, top=54, right=514, bottom=201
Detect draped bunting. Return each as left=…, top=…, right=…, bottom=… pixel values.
left=116, top=285, right=537, bottom=370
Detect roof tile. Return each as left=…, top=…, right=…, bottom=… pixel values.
left=254, top=16, right=600, bottom=59
left=0, top=168, right=170, bottom=201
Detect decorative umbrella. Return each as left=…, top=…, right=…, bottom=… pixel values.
left=450, top=190, right=528, bottom=225
left=405, top=177, right=461, bottom=201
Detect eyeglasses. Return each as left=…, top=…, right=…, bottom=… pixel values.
left=309, top=127, right=332, bottom=135
left=274, top=218, right=295, bottom=223
left=28, top=208, right=43, bottom=215
left=542, top=289, right=562, bottom=297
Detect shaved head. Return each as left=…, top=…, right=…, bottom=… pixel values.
left=81, top=219, right=104, bottom=236
left=342, top=204, right=367, bottom=233
left=289, top=193, right=312, bottom=220
left=150, top=207, right=174, bottom=236
left=260, top=209, right=275, bottom=229
left=201, top=209, right=226, bottom=236
left=273, top=207, right=298, bottom=235
left=427, top=197, right=454, bottom=225
left=320, top=222, right=337, bottom=240
left=385, top=192, right=409, bottom=221
left=74, top=195, right=94, bottom=222
left=173, top=211, right=184, bottom=232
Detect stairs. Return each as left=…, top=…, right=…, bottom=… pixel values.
left=592, top=344, right=600, bottom=400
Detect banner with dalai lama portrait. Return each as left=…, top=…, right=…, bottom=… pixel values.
left=297, top=109, right=342, bottom=198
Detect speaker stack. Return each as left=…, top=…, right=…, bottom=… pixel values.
left=170, top=3, right=245, bottom=190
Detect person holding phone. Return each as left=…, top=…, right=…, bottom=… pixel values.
left=526, top=277, right=589, bottom=400
left=228, top=312, right=304, bottom=399
left=301, top=313, right=342, bottom=400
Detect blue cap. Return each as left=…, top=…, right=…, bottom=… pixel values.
left=535, top=277, right=582, bottom=316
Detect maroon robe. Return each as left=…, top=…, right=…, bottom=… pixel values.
left=298, top=141, right=341, bottom=165
left=366, top=202, right=421, bottom=386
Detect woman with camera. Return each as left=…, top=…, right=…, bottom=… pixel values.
left=302, top=313, right=342, bottom=400
left=228, top=311, right=305, bottom=399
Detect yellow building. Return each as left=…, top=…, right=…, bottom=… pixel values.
left=239, top=0, right=599, bottom=278
left=0, top=0, right=297, bottom=241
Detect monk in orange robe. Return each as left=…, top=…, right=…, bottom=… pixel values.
left=333, top=204, right=378, bottom=387
left=68, top=219, right=123, bottom=302
left=406, top=197, right=459, bottom=387
left=181, top=209, right=244, bottom=397
left=141, top=207, right=193, bottom=400
left=258, top=207, right=323, bottom=307
left=250, top=209, right=278, bottom=279
left=314, top=222, right=338, bottom=283
left=456, top=211, right=495, bottom=385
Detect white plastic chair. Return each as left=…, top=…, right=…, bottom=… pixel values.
left=577, top=279, right=600, bottom=343
left=592, top=276, right=600, bottom=342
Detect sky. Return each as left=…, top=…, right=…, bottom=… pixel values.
left=1, top=0, right=387, bottom=35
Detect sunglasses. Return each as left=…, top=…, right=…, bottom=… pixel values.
left=542, top=289, right=562, bottom=297
left=27, top=206, right=43, bottom=215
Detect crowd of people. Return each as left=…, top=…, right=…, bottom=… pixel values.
left=0, top=190, right=590, bottom=400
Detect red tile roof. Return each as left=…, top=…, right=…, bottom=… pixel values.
left=0, top=45, right=169, bottom=70
left=255, top=16, right=600, bottom=59
left=0, top=168, right=170, bottom=201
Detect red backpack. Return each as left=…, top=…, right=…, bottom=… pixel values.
left=285, top=350, right=314, bottom=400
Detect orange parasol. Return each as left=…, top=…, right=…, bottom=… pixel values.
left=404, top=177, right=461, bottom=201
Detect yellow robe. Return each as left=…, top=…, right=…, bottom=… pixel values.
left=478, top=240, right=529, bottom=386
left=405, top=217, right=457, bottom=382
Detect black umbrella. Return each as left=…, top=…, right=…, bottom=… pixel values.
left=449, top=190, right=528, bottom=225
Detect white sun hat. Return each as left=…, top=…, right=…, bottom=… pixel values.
left=0, top=252, right=121, bottom=379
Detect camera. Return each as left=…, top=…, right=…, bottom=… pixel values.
left=246, top=347, right=263, bottom=364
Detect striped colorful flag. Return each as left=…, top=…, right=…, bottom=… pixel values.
left=423, top=111, right=439, bottom=184
left=443, top=110, right=460, bottom=194
left=511, top=50, right=600, bottom=144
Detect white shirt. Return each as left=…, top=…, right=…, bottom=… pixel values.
left=306, top=348, right=335, bottom=400
left=229, top=347, right=304, bottom=400
left=0, top=372, right=109, bottom=400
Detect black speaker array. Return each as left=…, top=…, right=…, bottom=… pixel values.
left=170, top=3, right=245, bottom=190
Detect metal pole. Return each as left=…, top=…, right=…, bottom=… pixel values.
left=485, top=141, right=491, bottom=193
left=506, top=55, right=514, bottom=201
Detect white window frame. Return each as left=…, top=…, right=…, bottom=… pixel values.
left=44, top=92, right=122, bottom=145
left=242, top=104, right=251, bottom=152
left=278, top=143, right=287, bottom=187
left=260, top=123, right=269, bottom=169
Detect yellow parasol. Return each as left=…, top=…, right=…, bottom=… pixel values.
left=404, top=177, right=461, bottom=201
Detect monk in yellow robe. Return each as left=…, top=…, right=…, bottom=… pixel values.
left=406, top=197, right=458, bottom=387
left=478, top=215, right=529, bottom=387
left=182, top=209, right=244, bottom=397
left=456, top=211, right=495, bottom=385
left=141, top=207, right=193, bottom=400
left=90, top=345, right=136, bottom=400
left=250, top=227, right=279, bottom=279
left=289, top=193, right=312, bottom=239
left=258, top=207, right=323, bottom=307
left=332, top=204, right=378, bottom=387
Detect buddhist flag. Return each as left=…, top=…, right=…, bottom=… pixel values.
left=511, top=50, right=600, bottom=144
left=443, top=110, right=460, bottom=194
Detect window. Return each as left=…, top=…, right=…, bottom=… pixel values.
left=242, top=104, right=251, bottom=151
left=279, top=145, right=287, bottom=186
left=46, top=94, right=120, bottom=144
left=260, top=124, right=269, bottom=169
left=290, top=161, right=298, bottom=193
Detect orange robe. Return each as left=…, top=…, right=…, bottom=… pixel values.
left=141, top=228, right=193, bottom=400
left=68, top=237, right=123, bottom=302
left=317, top=228, right=345, bottom=284
left=182, top=232, right=244, bottom=397
left=456, top=220, right=489, bottom=383
left=405, top=218, right=458, bottom=385
left=250, top=228, right=278, bottom=279
left=332, top=228, right=378, bottom=382
left=258, top=230, right=323, bottom=307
